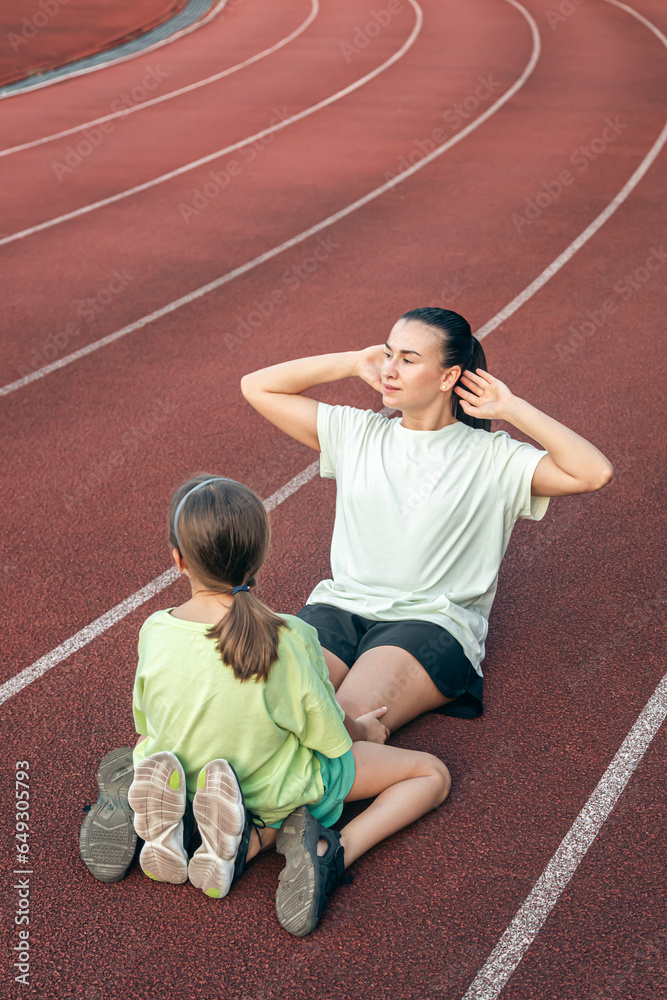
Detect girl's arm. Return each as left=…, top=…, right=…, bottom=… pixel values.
left=455, top=369, right=614, bottom=495
left=240, top=347, right=385, bottom=451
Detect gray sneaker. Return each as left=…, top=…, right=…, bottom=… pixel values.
left=79, top=747, right=137, bottom=883
left=275, top=806, right=352, bottom=936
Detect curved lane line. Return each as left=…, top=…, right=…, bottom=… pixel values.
left=459, top=6, right=667, bottom=998
left=0, top=0, right=319, bottom=158
left=0, top=0, right=533, bottom=397
left=476, top=0, right=667, bottom=339
left=0, top=0, right=423, bottom=249
left=0, top=0, right=230, bottom=102
left=0, top=0, right=541, bottom=694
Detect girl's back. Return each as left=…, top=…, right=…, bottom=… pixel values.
left=133, top=609, right=351, bottom=825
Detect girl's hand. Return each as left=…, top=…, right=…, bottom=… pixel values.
left=356, top=345, right=386, bottom=394
left=355, top=706, right=390, bottom=744
left=453, top=368, right=515, bottom=421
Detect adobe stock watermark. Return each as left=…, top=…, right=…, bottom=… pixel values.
left=588, top=929, right=667, bottom=999
left=383, top=75, right=501, bottom=181
left=546, top=0, right=587, bottom=31
left=554, top=245, right=665, bottom=361
left=12, top=760, right=32, bottom=986
left=13, top=268, right=135, bottom=381
left=178, top=106, right=290, bottom=223
left=51, top=66, right=170, bottom=181
left=8, top=0, right=69, bottom=53
left=518, top=446, right=635, bottom=578
left=62, top=397, right=176, bottom=511
left=223, top=234, right=340, bottom=354
left=431, top=271, right=473, bottom=308
left=567, top=585, right=666, bottom=696
left=511, top=117, right=628, bottom=232
left=339, top=1, right=403, bottom=62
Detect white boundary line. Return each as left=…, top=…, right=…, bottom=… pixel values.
left=0, top=460, right=319, bottom=707
left=0, top=0, right=229, bottom=102
left=460, top=671, right=667, bottom=1000
left=1, top=7, right=664, bottom=999
left=458, top=4, right=667, bottom=996
left=0, top=0, right=423, bottom=250
left=0, top=1, right=319, bottom=158
left=0, top=0, right=536, bottom=398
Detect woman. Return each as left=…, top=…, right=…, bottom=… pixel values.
left=240, top=308, right=613, bottom=739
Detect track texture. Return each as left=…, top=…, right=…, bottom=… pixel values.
left=1, top=0, right=665, bottom=997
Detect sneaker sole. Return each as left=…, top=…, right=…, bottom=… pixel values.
left=79, top=747, right=137, bottom=883
left=188, top=759, right=245, bottom=899
left=127, top=751, right=188, bottom=884
left=275, top=806, right=320, bottom=937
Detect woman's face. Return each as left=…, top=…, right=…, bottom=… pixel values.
left=381, top=319, right=458, bottom=409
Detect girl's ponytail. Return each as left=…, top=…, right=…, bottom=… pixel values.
left=206, top=579, right=285, bottom=683
left=169, top=475, right=285, bottom=682
left=400, top=307, right=491, bottom=432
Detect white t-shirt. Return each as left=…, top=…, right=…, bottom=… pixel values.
left=306, top=404, right=550, bottom=676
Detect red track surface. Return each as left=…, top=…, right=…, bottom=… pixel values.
left=0, top=0, right=189, bottom=87
left=1, top=0, right=666, bottom=997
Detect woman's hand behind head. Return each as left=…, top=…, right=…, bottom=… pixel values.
left=356, top=345, right=386, bottom=394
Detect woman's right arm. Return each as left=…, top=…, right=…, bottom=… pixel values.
left=240, top=348, right=384, bottom=451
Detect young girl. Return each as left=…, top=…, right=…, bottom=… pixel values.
left=240, top=307, right=614, bottom=733
left=81, top=474, right=450, bottom=937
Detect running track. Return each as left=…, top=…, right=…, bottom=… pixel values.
left=1, top=0, right=666, bottom=997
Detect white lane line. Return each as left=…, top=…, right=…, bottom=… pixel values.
left=457, top=6, right=667, bottom=996
left=0, top=0, right=230, bottom=102
left=0, top=459, right=320, bottom=707
left=0, top=0, right=538, bottom=398
left=0, top=0, right=423, bottom=248
left=0, top=1, right=319, bottom=157
left=460, top=670, right=667, bottom=1000
left=475, top=0, right=667, bottom=342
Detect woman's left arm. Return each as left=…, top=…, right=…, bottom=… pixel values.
left=455, top=369, right=614, bottom=496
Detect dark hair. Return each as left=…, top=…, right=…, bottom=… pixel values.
left=400, top=307, right=491, bottom=431
left=168, top=474, right=285, bottom=682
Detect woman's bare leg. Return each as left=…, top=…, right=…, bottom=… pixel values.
left=337, top=743, right=450, bottom=866
left=321, top=646, right=350, bottom=691
left=335, top=646, right=453, bottom=733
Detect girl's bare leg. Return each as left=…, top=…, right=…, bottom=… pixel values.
left=334, top=743, right=451, bottom=866
left=335, top=646, right=453, bottom=733
left=246, top=826, right=278, bottom=861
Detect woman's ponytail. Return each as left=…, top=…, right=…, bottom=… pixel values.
left=451, top=335, right=490, bottom=431
left=401, top=307, right=491, bottom=432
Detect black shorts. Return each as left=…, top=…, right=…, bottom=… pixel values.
left=296, top=603, right=483, bottom=719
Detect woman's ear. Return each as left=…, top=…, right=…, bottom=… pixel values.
left=441, top=365, right=461, bottom=390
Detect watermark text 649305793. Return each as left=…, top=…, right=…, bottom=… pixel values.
left=13, top=760, right=32, bottom=986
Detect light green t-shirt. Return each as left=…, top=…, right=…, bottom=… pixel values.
left=307, top=404, right=550, bottom=676
left=132, top=612, right=352, bottom=825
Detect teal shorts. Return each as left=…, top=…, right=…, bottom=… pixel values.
left=267, top=748, right=356, bottom=830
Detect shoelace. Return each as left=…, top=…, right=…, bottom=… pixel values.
left=249, top=811, right=266, bottom=846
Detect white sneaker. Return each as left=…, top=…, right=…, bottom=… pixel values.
left=127, top=751, right=188, bottom=883
left=188, top=759, right=247, bottom=898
